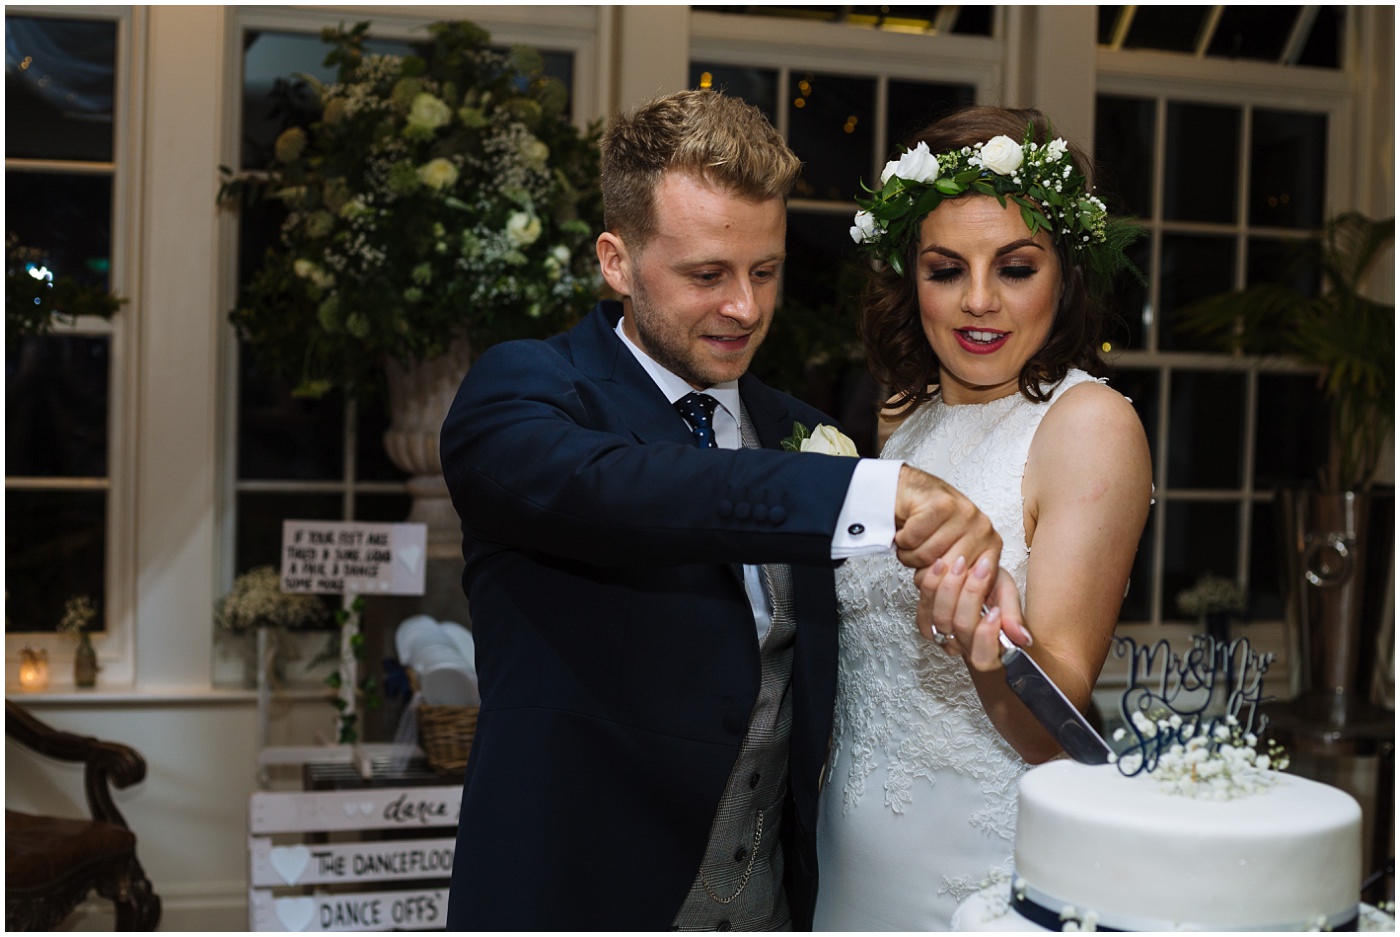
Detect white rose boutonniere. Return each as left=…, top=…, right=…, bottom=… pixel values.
left=782, top=422, right=859, bottom=456
left=977, top=134, right=1024, bottom=175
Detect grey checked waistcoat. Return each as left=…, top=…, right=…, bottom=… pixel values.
left=671, top=416, right=798, bottom=932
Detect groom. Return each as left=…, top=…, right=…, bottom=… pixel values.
left=441, top=89, right=1026, bottom=931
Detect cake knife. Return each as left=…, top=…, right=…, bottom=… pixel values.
left=998, top=630, right=1114, bottom=765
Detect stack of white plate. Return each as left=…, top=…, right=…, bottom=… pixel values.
left=395, top=614, right=479, bottom=706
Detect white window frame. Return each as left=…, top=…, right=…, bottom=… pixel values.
left=5, top=4, right=144, bottom=689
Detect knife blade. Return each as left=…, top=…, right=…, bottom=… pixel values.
left=998, top=631, right=1113, bottom=765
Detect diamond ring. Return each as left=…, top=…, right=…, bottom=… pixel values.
left=931, top=631, right=953, bottom=645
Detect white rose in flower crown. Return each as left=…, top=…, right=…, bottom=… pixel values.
left=1045, top=138, right=1069, bottom=162
left=417, top=157, right=459, bottom=191
left=978, top=135, right=1024, bottom=175
left=850, top=209, right=877, bottom=244
left=505, top=211, right=543, bottom=247
left=801, top=424, right=859, bottom=456
left=881, top=141, right=940, bottom=184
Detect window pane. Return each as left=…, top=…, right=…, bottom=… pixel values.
left=1109, top=368, right=1159, bottom=470
left=1207, top=7, right=1303, bottom=62
left=1167, top=370, right=1246, bottom=489
left=1121, top=6, right=1205, bottom=54
left=694, top=6, right=993, bottom=36
left=690, top=63, right=779, bottom=126
left=1249, top=497, right=1285, bottom=620
left=884, top=80, right=974, bottom=150
left=1255, top=373, right=1328, bottom=488
left=8, top=335, right=110, bottom=477
left=1250, top=108, right=1327, bottom=230
left=355, top=492, right=414, bottom=523
left=238, top=351, right=346, bottom=480
left=1095, top=94, right=1154, bottom=220
left=5, top=171, right=114, bottom=289
left=236, top=492, right=345, bottom=573
left=788, top=72, right=874, bottom=203
left=241, top=30, right=424, bottom=171
left=1105, top=237, right=1151, bottom=351
left=1158, top=233, right=1235, bottom=351
left=1297, top=6, right=1344, bottom=69
left=6, top=489, right=106, bottom=633
left=1163, top=103, right=1240, bottom=224
left=356, top=394, right=410, bottom=483
left=1163, top=500, right=1240, bottom=618
left=5, top=15, right=116, bottom=162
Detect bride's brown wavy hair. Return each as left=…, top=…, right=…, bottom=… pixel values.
left=862, top=106, right=1111, bottom=417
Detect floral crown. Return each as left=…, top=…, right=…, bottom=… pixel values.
left=850, top=125, right=1141, bottom=289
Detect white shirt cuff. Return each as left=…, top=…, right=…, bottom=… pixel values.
left=831, top=458, right=903, bottom=559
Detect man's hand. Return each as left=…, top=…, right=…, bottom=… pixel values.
left=893, top=465, right=1029, bottom=645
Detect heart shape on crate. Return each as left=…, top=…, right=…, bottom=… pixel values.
left=269, top=844, right=311, bottom=884
left=275, top=896, right=317, bottom=931
left=341, top=800, right=376, bottom=818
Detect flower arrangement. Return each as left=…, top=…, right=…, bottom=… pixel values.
left=56, top=595, right=97, bottom=638
left=1113, top=713, right=1287, bottom=800
left=1176, top=574, right=1246, bottom=618
left=219, top=20, right=604, bottom=400
left=214, top=566, right=333, bottom=634
left=850, top=127, right=1141, bottom=289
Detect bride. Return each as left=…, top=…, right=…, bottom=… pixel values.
left=814, top=106, right=1153, bottom=931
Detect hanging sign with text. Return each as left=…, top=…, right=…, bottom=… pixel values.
left=250, top=886, right=448, bottom=932
left=280, top=521, right=426, bottom=596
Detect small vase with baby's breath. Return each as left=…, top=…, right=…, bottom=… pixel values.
left=57, top=595, right=100, bottom=688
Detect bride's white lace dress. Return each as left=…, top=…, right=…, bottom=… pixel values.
left=813, top=369, right=1101, bottom=931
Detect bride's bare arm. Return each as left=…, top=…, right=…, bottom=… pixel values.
left=963, top=381, right=1152, bottom=763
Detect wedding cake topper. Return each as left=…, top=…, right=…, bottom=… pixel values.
left=1108, top=634, right=1287, bottom=796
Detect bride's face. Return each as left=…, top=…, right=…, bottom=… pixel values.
left=914, top=196, right=1063, bottom=406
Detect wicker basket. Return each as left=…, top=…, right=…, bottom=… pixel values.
left=416, top=702, right=479, bottom=775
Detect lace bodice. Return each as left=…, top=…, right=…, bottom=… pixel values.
left=816, top=370, right=1102, bottom=927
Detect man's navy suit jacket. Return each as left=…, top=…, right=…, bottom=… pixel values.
left=440, top=301, right=862, bottom=930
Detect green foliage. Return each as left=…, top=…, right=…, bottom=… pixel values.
left=6, top=234, right=123, bottom=343
left=219, top=20, right=604, bottom=400
left=1173, top=213, right=1394, bottom=491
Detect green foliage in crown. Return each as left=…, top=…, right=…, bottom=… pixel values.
left=850, top=125, right=1142, bottom=294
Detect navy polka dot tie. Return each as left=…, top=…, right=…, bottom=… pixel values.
left=674, top=392, right=720, bottom=449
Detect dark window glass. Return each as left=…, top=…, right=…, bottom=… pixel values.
left=1249, top=108, right=1327, bottom=230
left=355, top=492, right=414, bottom=523
left=5, top=15, right=116, bottom=162
left=1247, top=235, right=1317, bottom=294
left=1097, top=7, right=1125, bottom=45
left=1163, top=103, right=1240, bottom=224
left=237, top=354, right=346, bottom=481
left=5, top=490, right=106, bottom=633
left=1297, top=6, right=1343, bottom=69
left=356, top=395, right=409, bottom=483
left=1105, top=238, right=1151, bottom=352
left=1110, top=368, right=1160, bottom=471
left=1158, top=234, right=1235, bottom=351
left=1163, top=500, right=1240, bottom=618
left=7, top=335, right=110, bottom=477
left=1207, top=7, right=1302, bottom=62
left=693, top=6, right=992, bottom=36
left=1167, top=370, right=1246, bottom=490
left=5, top=171, right=113, bottom=289
left=236, top=492, right=345, bottom=574
left=788, top=72, right=874, bottom=203
left=1248, top=498, right=1285, bottom=620
left=690, top=64, right=779, bottom=126
left=884, top=80, right=974, bottom=152
left=1255, top=373, right=1328, bottom=489
left=1094, top=94, right=1154, bottom=220
left=1121, top=6, right=1203, bottom=54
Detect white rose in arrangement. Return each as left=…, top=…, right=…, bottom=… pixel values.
left=880, top=141, right=939, bottom=184
left=978, top=135, right=1024, bottom=175
left=505, top=211, right=543, bottom=247
left=801, top=424, right=860, bottom=457
left=519, top=137, right=550, bottom=172
left=850, top=209, right=877, bottom=244
left=407, top=92, right=452, bottom=133
left=417, top=157, right=459, bottom=191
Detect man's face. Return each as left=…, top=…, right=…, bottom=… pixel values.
left=599, top=172, right=787, bottom=390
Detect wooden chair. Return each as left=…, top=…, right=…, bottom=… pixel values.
left=5, top=700, right=161, bottom=931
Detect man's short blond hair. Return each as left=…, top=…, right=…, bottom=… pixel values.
left=600, top=89, right=802, bottom=248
